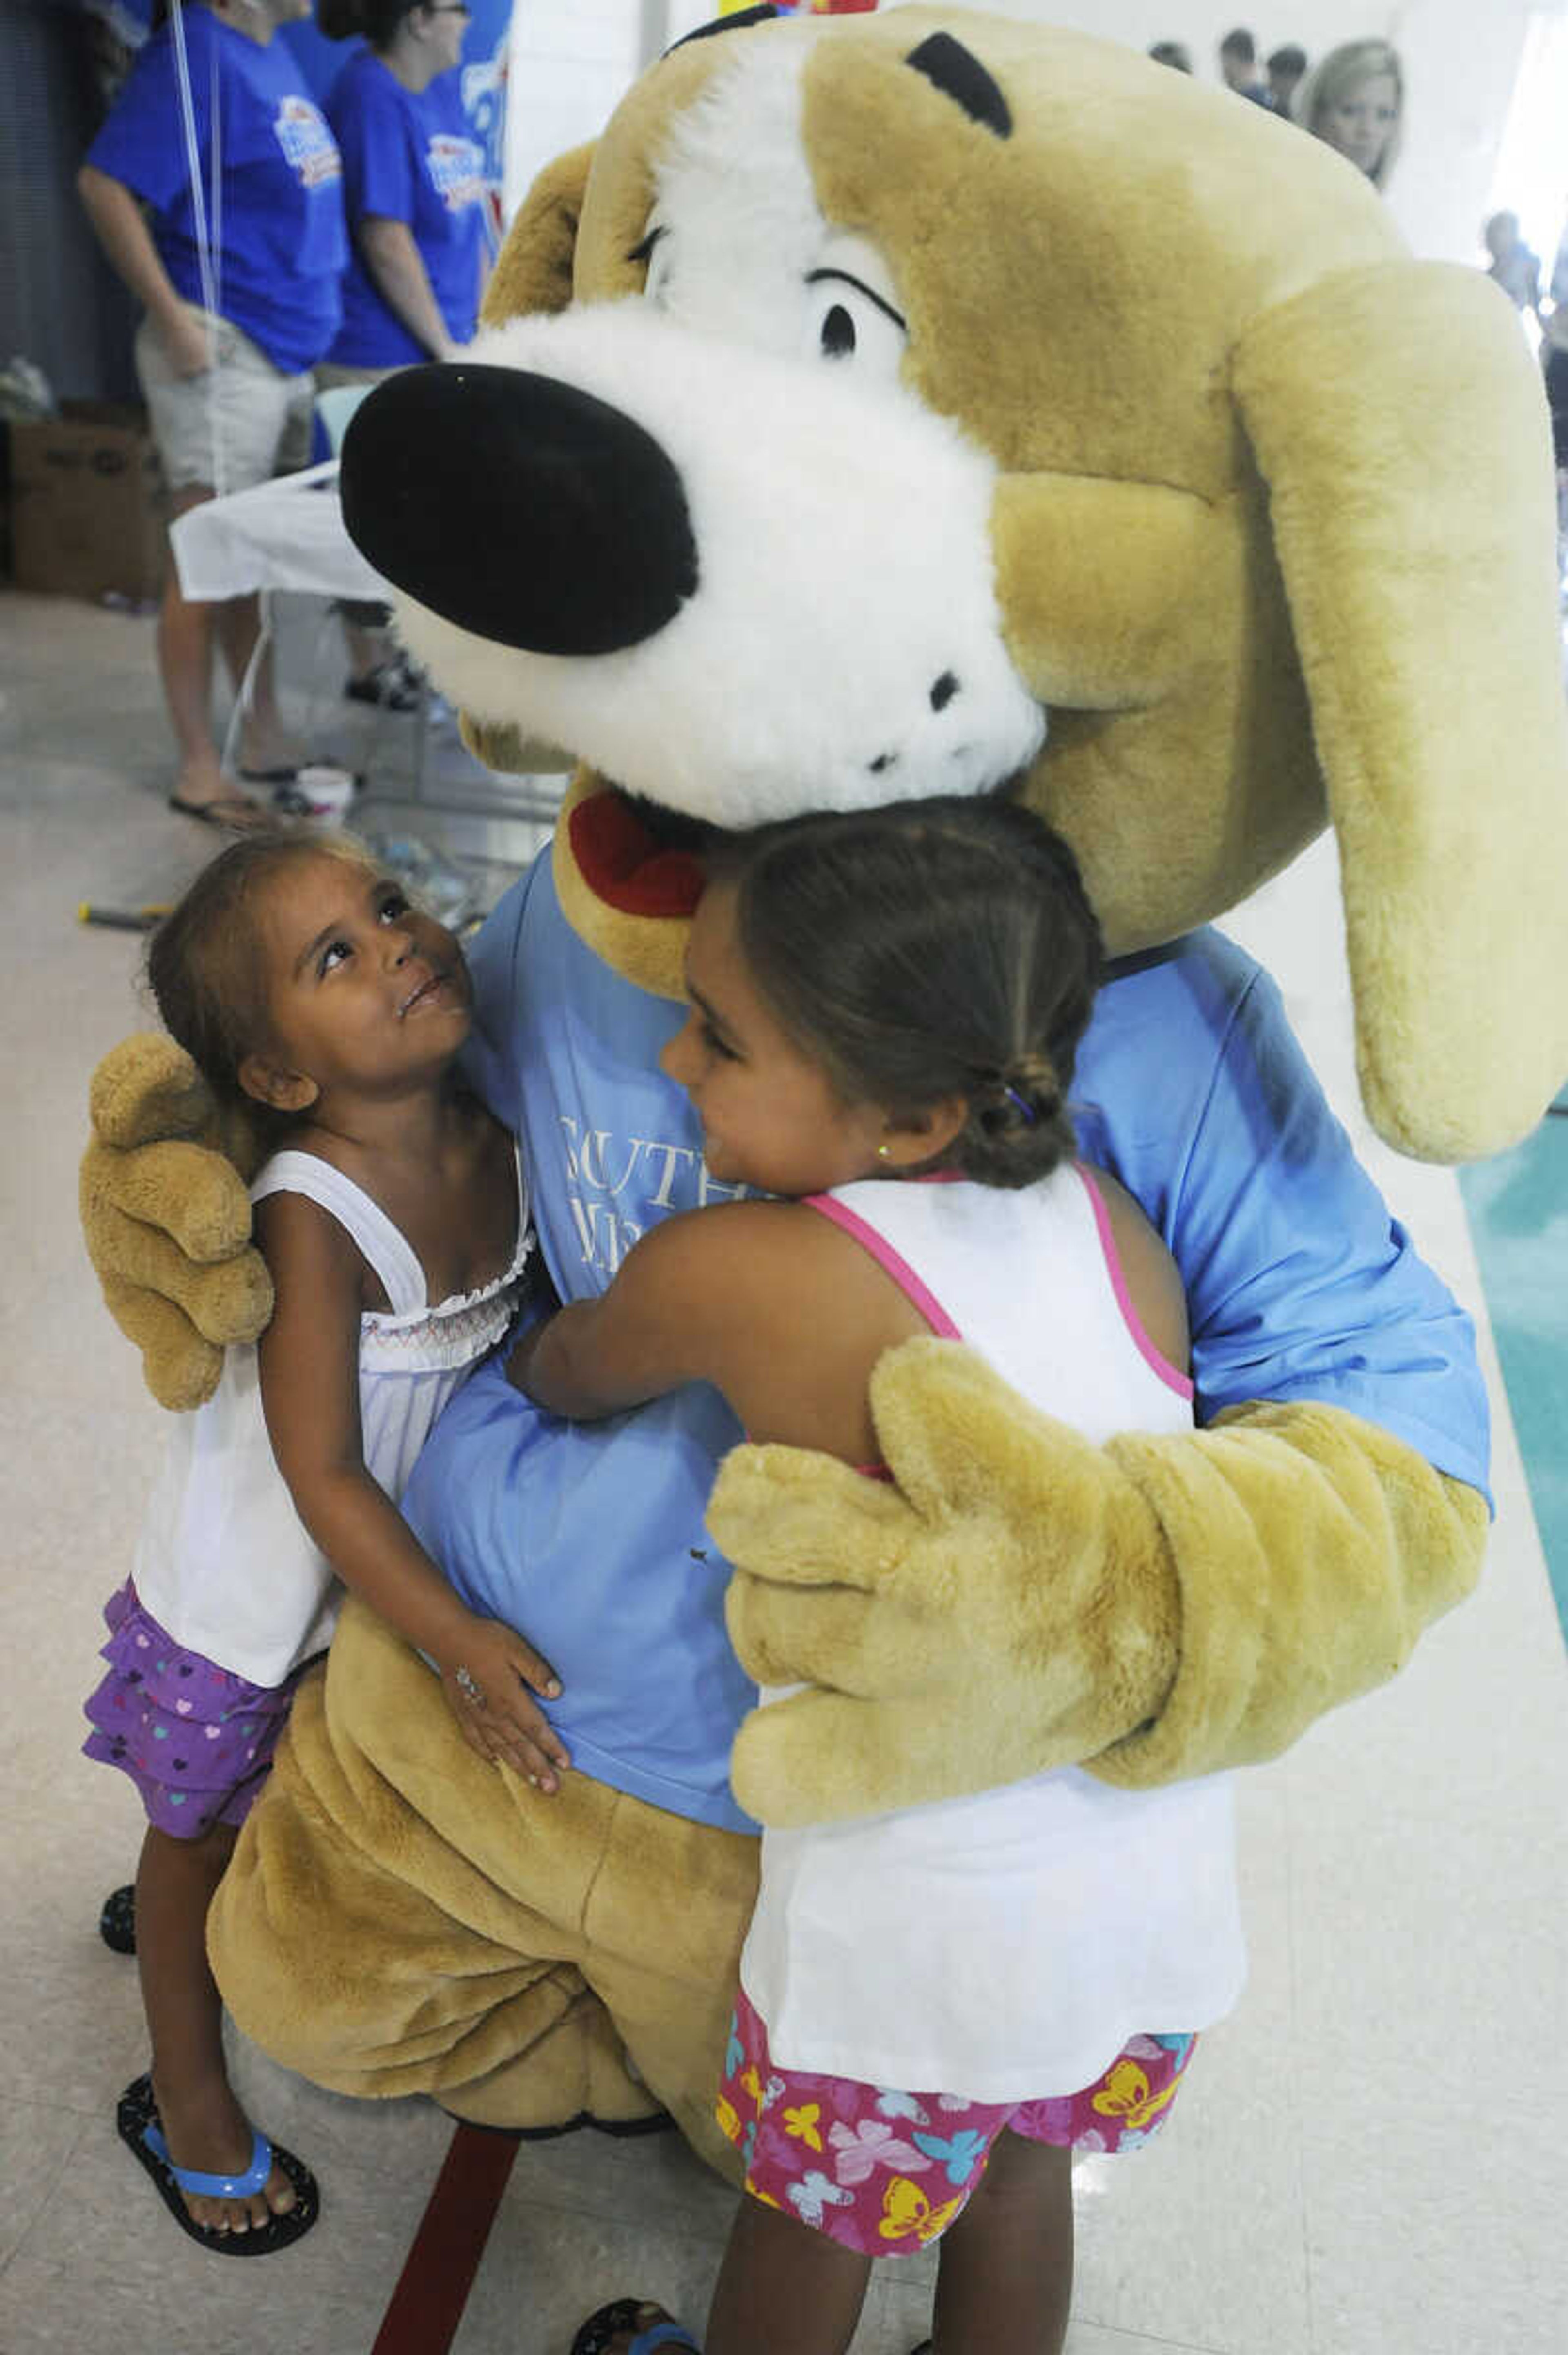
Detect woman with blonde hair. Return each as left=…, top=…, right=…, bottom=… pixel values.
left=1295, top=38, right=1403, bottom=189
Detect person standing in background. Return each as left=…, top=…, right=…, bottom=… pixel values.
left=1483, top=211, right=1542, bottom=320
left=1217, top=29, right=1276, bottom=108
left=1537, top=231, right=1568, bottom=501
left=1294, top=39, right=1403, bottom=190
left=317, top=0, right=489, bottom=709
left=1265, top=43, right=1308, bottom=116
left=77, top=0, right=347, bottom=827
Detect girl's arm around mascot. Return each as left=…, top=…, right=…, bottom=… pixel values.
left=80, top=911, right=1490, bottom=1835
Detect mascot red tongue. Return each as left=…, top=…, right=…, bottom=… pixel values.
left=81, top=8, right=1568, bottom=2162
left=568, top=793, right=708, bottom=921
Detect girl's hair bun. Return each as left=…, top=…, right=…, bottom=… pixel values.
left=962, top=1051, right=1073, bottom=1188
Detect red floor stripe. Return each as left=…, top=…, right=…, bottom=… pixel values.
left=371, top=2120, right=521, bottom=2355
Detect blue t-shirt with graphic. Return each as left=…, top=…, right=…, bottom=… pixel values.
left=87, top=9, right=346, bottom=373
left=401, top=850, right=1490, bottom=1836
left=324, top=49, right=486, bottom=366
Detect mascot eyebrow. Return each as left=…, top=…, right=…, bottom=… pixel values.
left=665, top=11, right=1013, bottom=147
left=904, top=32, right=1013, bottom=139
left=669, top=2, right=785, bottom=51
left=804, top=269, right=906, bottom=333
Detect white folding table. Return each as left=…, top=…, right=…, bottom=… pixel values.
left=170, top=463, right=566, bottom=823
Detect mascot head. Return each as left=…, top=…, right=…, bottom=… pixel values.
left=342, top=6, right=1568, bottom=1162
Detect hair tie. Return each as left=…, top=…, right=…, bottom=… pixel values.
left=1004, top=1083, right=1036, bottom=1124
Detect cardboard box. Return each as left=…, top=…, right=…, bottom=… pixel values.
left=7, top=402, right=165, bottom=602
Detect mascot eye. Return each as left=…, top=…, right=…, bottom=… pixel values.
left=801, top=271, right=906, bottom=382
left=631, top=224, right=674, bottom=308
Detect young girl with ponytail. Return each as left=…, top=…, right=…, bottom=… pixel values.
left=508, top=791, right=1243, bottom=2355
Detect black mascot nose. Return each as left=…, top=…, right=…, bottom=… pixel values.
left=339, top=363, right=700, bottom=657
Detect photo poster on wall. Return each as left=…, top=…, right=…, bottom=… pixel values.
left=80, top=0, right=514, bottom=247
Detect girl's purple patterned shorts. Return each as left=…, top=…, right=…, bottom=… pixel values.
left=718, top=1985, right=1197, bottom=2257
left=82, top=1581, right=306, bottom=1838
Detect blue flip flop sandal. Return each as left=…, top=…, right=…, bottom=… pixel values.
left=116, top=2074, right=319, bottom=2255
left=570, top=2298, right=701, bottom=2354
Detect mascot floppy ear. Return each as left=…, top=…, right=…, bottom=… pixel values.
left=1234, top=260, right=1568, bottom=1162
left=463, top=141, right=598, bottom=779
left=480, top=139, right=595, bottom=330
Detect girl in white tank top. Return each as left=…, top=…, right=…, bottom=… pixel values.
left=85, top=832, right=556, bottom=2259
left=510, top=795, right=1244, bottom=2355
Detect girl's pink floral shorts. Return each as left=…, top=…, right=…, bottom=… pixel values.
left=717, top=1985, right=1197, bottom=2257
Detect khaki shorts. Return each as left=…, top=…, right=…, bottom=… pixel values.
left=135, top=307, right=315, bottom=499
left=312, top=361, right=398, bottom=392
left=312, top=361, right=398, bottom=461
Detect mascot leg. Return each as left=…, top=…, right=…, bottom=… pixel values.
left=575, top=1787, right=756, bottom=2179
left=209, top=1599, right=753, bottom=2173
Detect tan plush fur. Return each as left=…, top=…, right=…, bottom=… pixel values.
left=715, top=1347, right=1486, bottom=1825
left=81, top=1034, right=271, bottom=1409
left=212, top=1598, right=752, bottom=2174
left=98, top=10, right=1514, bottom=2146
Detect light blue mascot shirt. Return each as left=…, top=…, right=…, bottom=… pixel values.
left=402, top=851, right=1489, bottom=1836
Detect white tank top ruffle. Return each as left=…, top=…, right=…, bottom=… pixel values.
left=131, top=1145, right=532, bottom=1687
left=738, top=1164, right=1245, bottom=2102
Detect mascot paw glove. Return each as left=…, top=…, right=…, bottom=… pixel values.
left=716, top=1337, right=1178, bottom=1828
left=81, top=1034, right=272, bottom=1410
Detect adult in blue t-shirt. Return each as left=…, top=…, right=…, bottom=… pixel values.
left=315, top=0, right=489, bottom=706
left=320, top=0, right=488, bottom=369
left=78, top=0, right=348, bottom=824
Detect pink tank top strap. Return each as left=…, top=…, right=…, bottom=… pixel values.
left=802, top=1192, right=962, bottom=1339
left=1071, top=1164, right=1193, bottom=1400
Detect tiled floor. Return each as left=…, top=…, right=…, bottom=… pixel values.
left=2, top=586, right=1565, bottom=2354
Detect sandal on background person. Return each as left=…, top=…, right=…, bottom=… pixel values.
left=345, top=656, right=423, bottom=713
left=167, top=792, right=275, bottom=831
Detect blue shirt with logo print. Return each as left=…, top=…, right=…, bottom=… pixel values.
left=87, top=9, right=346, bottom=373
left=325, top=47, right=487, bottom=366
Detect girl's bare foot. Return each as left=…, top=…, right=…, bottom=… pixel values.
left=150, top=2071, right=299, bottom=2236
left=117, top=2073, right=319, bottom=2253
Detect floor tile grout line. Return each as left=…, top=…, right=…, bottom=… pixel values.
left=0, top=2110, right=95, bottom=2285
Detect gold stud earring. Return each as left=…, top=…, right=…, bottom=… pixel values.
left=877, top=1142, right=891, bottom=1161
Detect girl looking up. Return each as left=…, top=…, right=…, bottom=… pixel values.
left=510, top=793, right=1243, bottom=2355
left=85, top=832, right=559, bottom=2256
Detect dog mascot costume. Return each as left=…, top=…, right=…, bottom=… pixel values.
left=83, top=9, right=1568, bottom=2171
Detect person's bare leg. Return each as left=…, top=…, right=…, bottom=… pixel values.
left=214, top=594, right=303, bottom=774
left=135, top=1820, right=298, bottom=2235
left=158, top=486, right=242, bottom=810
left=926, top=2129, right=1073, bottom=2354
left=583, top=2194, right=872, bottom=2355
left=705, top=2194, right=871, bottom=2355
left=341, top=613, right=390, bottom=691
